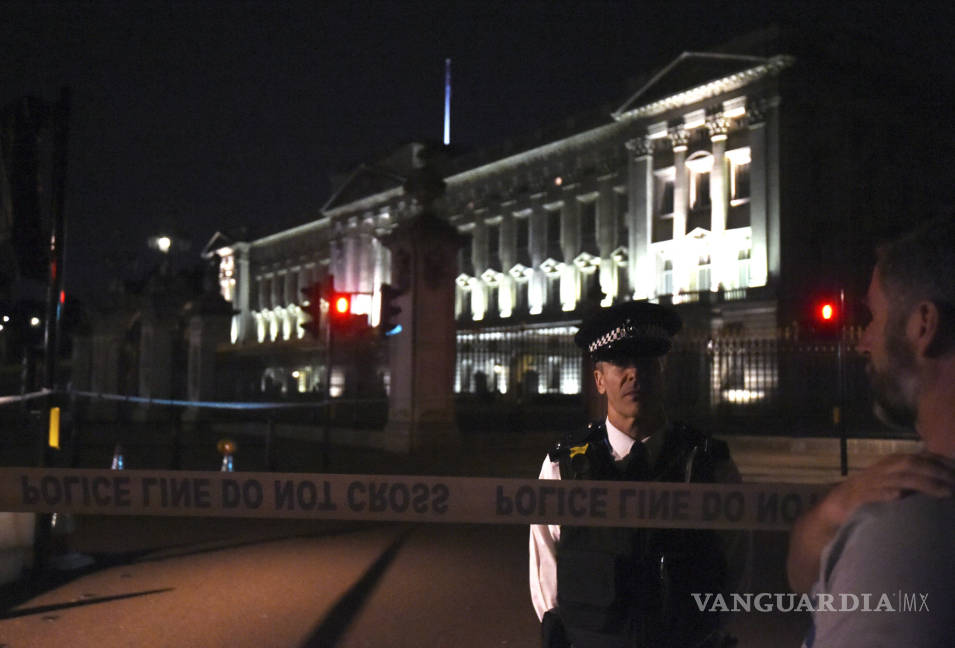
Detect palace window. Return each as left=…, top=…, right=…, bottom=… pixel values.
left=546, top=275, right=561, bottom=310
left=548, top=360, right=561, bottom=393
left=616, top=190, right=629, bottom=248
left=459, top=243, right=474, bottom=276
left=686, top=152, right=714, bottom=214
left=617, top=266, right=630, bottom=302
left=546, top=209, right=562, bottom=259
left=580, top=200, right=598, bottom=255
left=582, top=267, right=601, bottom=303
left=456, top=283, right=472, bottom=320
left=727, top=147, right=751, bottom=229
left=727, top=147, right=751, bottom=205
left=659, top=259, right=673, bottom=296
left=516, top=216, right=530, bottom=265
left=737, top=248, right=751, bottom=288
left=654, top=168, right=675, bottom=216
left=218, top=253, right=236, bottom=302
left=515, top=278, right=529, bottom=314
left=487, top=222, right=501, bottom=271
left=695, top=255, right=712, bottom=292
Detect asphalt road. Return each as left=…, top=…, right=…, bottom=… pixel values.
left=0, top=431, right=916, bottom=646
left=0, top=518, right=813, bottom=648
left=0, top=521, right=539, bottom=648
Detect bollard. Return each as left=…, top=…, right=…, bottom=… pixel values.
left=218, top=438, right=236, bottom=472
left=111, top=443, right=125, bottom=470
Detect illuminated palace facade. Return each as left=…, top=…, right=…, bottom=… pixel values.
left=204, top=50, right=796, bottom=400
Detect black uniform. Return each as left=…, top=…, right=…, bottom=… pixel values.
left=546, top=420, right=733, bottom=648
left=536, top=301, right=735, bottom=647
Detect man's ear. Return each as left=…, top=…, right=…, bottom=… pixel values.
left=909, top=301, right=940, bottom=357
left=593, top=365, right=606, bottom=395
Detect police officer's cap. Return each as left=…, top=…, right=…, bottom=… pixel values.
left=574, top=301, right=682, bottom=361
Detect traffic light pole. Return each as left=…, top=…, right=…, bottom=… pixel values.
left=322, top=279, right=334, bottom=472
left=837, top=288, right=848, bottom=476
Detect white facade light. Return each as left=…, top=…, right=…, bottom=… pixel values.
left=725, top=147, right=752, bottom=166
left=350, top=293, right=373, bottom=315
left=156, top=236, right=172, bottom=254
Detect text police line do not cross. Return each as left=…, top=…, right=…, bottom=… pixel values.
left=3, top=468, right=827, bottom=531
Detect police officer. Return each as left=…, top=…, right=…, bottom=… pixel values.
left=529, top=301, right=738, bottom=648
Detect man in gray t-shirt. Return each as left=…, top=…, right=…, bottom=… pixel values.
left=804, top=495, right=954, bottom=647
left=788, top=217, right=955, bottom=647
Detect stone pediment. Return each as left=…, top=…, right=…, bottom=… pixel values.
left=321, top=163, right=406, bottom=213
left=201, top=230, right=237, bottom=259
left=613, top=52, right=792, bottom=120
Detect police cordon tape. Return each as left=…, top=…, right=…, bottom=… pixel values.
left=0, top=388, right=369, bottom=411
left=1, top=467, right=829, bottom=531
left=0, top=389, right=54, bottom=407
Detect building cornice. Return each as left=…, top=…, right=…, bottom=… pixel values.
left=612, top=54, right=795, bottom=123
left=250, top=218, right=330, bottom=249
left=321, top=186, right=405, bottom=219
left=444, top=120, right=626, bottom=188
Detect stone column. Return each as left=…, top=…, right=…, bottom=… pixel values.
left=234, top=243, right=252, bottom=342
left=596, top=181, right=615, bottom=304
left=626, top=137, right=654, bottom=300
left=183, top=292, right=233, bottom=421
left=560, top=199, right=577, bottom=311
left=748, top=103, right=769, bottom=288
left=500, top=212, right=516, bottom=316
left=708, top=115, right=731, bottom=290
left=136, top=306, right=173, bottom=418
left=529, top=204, right=546, bottom=315
left=381, top=153, right=465, bottom=453
left=765, top=97, right=782, bottom=287
left=670, top=127, right=691, bottom=294
left=470, top=218, right=487, bottom=319
left=343, top=218, right=359, bottom=293
left=358, top=219, right=375, bottom=294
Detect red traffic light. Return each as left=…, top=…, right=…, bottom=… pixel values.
left=332, top=294, right=351, bottom=315
left=819, top=303, right=835, bottom=321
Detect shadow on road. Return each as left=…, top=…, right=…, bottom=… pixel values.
left=0, top=587, right=174, bottom=620
left=300, top=527, right=413, bottom=648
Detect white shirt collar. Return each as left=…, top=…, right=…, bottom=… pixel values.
left=605, top=416, right=663, bottom=464
left=605, top=417, right=641, bottom=461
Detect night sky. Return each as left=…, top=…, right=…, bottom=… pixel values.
left=2, top=1, right=949, bottom=301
